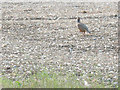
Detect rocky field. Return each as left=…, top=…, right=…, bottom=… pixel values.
left=1, top=2, right=118, bottom=87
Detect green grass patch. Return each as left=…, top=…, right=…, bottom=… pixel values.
left=1, top=69, right=117, bottom=88
left=1, top=70, right=83, bottom=88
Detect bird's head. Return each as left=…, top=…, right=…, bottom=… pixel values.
left=77, top=17, right=80, bottom=23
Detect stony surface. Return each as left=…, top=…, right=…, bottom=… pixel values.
left=0, top=2, right=118, bottom=87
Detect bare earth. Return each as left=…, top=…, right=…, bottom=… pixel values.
left=1, top=2, right=118, bottom=88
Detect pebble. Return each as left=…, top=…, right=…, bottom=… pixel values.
left=97, top=64, right=101, bottom=67
left=84, top=80, right=89, bottom=87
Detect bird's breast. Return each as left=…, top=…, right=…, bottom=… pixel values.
left=78, top=24, right=85, bottom=32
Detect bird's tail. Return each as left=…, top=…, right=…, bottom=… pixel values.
left=87, top=29, right=91, bottom=33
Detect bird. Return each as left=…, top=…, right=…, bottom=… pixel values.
left=77, top=17, right=91, bottom=35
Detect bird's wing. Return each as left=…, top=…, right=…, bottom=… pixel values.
left=79, top=23, right=91, bottom=33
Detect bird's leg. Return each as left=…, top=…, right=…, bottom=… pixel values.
left=83, top=32, right=85, bottom=36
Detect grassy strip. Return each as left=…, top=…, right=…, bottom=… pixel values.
left=0, top=69, right=116, bottom=88
left=1, top=70, right=83, bottom=88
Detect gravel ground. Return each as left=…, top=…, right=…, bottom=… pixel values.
left=1, top=2, right=118, bottom=87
